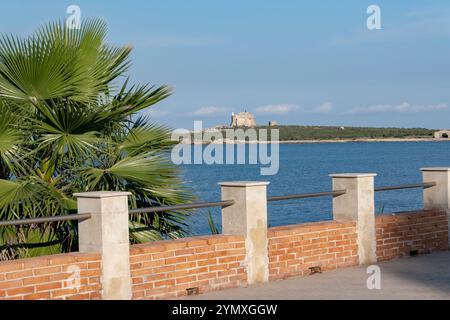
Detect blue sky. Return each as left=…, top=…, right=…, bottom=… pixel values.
left=1, top=1, right=450, bottom=129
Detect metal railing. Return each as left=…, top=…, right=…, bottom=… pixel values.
left=128, top=191, right=347, bottom=215
left=129, top=200, right=235, bottom=215
left=0, top=213, right=92, bottom=227
left=375, top=182, right=436, bottom=192
left=0, top=181, right=437, bottom=225
left=268, top=190, right=346, bottom=202
left=266, top=182, right=436, bottom=204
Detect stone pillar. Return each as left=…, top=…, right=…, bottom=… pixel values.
left=421, top=168, right=450, bottom=210
left=74, top=191, right=132, bottom=300
left=330, top=174, right=377, bottom=265
left=219, top=181, right=269, bottom=285
left=421, top=168, right=450, bottom=245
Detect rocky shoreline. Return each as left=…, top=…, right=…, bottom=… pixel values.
left=183, top=137, right=449, bottom=144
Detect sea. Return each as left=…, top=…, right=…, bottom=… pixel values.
left=180, top=141, right=450, bottom=236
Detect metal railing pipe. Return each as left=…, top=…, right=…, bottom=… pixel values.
left=374, top=182, right=436, bottom=192
left=129, top=200, right=235, bottom=215
left=267, top=190, right=346, bottom=202
left=0, top=213, right=92, bottom=227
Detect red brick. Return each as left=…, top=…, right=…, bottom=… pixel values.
left=197, top=258, right=217, bottom=267
left=33, top=266, right=62, bottom=276
left=48, top=273, right=70, bottom=282
left=130, top=243, right=166, bottom=254
left=218, top=269, right=236, bottom=277
left=206, top=235, right=236, bottom=245
left=133, top=282, right=155, bottom=292
left=7, top=286, right=34, bottom=297
left=209, top=264, right=228, bottom=272
left=215, top=243, right=237, bottom=250
left=185, top=238, right=209, bottom=247
left=21, top=258, right=51, bottom=269
left=188, top=267, right=209, bottom=275
left=79, top=269, right=100, bottom=278
left=164, top=241, right=188, bottom=250
left=153, top=265, right=176, bottom=273
left=278, top=254, right=295, bottom=262
left=144, top=273, right=167, bottom=282
left=175, top=262, right=196, bottom=270
left=175, top=275, right=196, bottom=284
left=0, top=279, right=22, bottom=289
left=23, top=292, right=51, bottom=300
left=22, top=275, right=50, bottom=286
left=133, top=291, right=145, bottom=299
left=66, top=293, right=91, bottom=300
left=50, top=288, right=79, bottom=298
left=194, top=246, right=214, bottom=254
left=174, top=248, right=195, bottom=256
left=218, top=256, right=242, bottom=263
left=129, top=254, right=152, bottom=264
left=152, top=251, right=174, bottom=260
left=165, top=257, right=187, bottom=265
left=132, top=277, right=144, bottom=285
left=170, top=269, right=190, bottom=278
left=48, top=255, right=77, bottom=265
left=35, top=282, right=62, bottom=292
left=328, top=247, right=344, bottom=253
left=154, top=279, right=176, bottom=288
left=87, top=262, right=101, bottom=269
left=0, top=261, right=23, bottom=273
left=142, top=259, right=165, bottom=269
left=198, top=272, right=217, bottom=281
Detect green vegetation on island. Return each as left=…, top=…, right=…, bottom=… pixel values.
left=202, top=125, right=436, bottom=141
left=258, top=125, right=435, bottom=141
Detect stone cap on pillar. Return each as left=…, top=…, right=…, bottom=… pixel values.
left=74, top=191, right=132, bottom=199
left=421, top=167, right=450, bottom=172
left=329, top=173, right=377, bottom=178
left=219, top=181, right=270, bottom=187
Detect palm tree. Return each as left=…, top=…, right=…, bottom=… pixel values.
left=0, top=19, right=194, bottom=260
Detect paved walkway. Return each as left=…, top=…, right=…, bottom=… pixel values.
left=186, top=251, right=450, bottom=300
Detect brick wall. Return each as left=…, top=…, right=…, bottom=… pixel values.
left=1, top=210, right=448, bottom=300
left=0, top=252, right=101, bottom=300
left=376, top=210, right=449, bottom=261
left=129, top=234, right=247, bottom=300
left=268, top=220, right=359, bottom=281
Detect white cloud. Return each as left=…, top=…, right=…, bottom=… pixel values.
left=313, top=102, right=333, bottom=113
left=348, top=102, right=448, bottom=114
left=191, top=106, right=228, bottom=116
left=254, top=104, right=299, bottom=115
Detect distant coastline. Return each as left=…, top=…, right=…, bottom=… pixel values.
left=269, top=137, right=450, bottom=144
left=186, top=137, right=450, bottom=144
left=183, top=125, right=448, bottom=144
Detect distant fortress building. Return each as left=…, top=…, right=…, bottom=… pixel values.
left=230, top=111, right=256, bottom=128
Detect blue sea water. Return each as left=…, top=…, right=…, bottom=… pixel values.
left=180, top=141, right=450, bottom=235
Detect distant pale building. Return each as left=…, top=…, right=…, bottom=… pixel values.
left=230, top=111, right=256, bottom=128
left=434, top=130, right=450, bottom=138
left=268, top=121, right=278, bottom=127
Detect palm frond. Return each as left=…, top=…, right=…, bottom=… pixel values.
left=121, top=118, right=176, bottom=156
left=0, top=18, right=192, bottom=258
left=0, top=101, right=25, bottom=175
left=105, top=81, right=173, bottom=119
left=0, top=19, right=131, bottom=104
